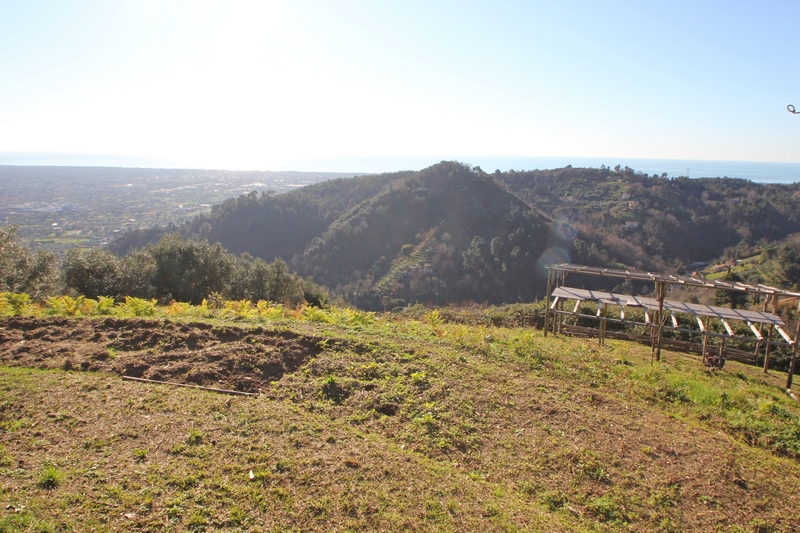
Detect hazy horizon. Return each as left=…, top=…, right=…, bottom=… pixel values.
left=2, top=151, right=800, bottom=184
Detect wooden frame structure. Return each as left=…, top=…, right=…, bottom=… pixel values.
left=544, top=263, right=800, bottom=389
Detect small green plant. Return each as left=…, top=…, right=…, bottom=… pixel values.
left=224, top=299, right=255, bottom=319
left=133, top=448, right=148, bottom=462
left=47, top=295, right=85, bottom=316
left=256, top=300, right=285, bottom=319
left=95, top=295, right=116, bottom=314
left=165, top=301, right=191, bottom=316
left=120, top=296, right=157, bottom=317
left=0, top=444, right=13, bottom=467
left=347, top=308, right=376, bottom=326
left=540, top=490, right=567, bottom=511
left=302, top=306, right=332, bottom=323
left=320, top=374, right=349, bottom=403
left=227, top=506, right=246, bottom=526
left=587, top=494, right=629, bottom=524
left=187, top=428, right=205, bottom=445
left=426, top=309, right=443, bottom=328
left=411, top=371, right=429, bottom=386
left=37, top=464, right=65, bottom=489
left=2, top=292, right=33, bottom=316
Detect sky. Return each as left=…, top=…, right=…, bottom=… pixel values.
left=1, top=0, right=799, bottom=172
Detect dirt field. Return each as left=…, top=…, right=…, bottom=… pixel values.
left=0, top=316, right=336, bottom=394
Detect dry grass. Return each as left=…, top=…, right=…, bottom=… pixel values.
left=1, top=311, right=800, bottom=532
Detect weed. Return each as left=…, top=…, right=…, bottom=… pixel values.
left=587, top=494, right=630, bottom=524
left=426, top=309, right=443, bottom=328
left=47, top=295, right=85, bottom=316
left=320, top=374, right=349, bottom=403
left=120, top=296, right=157, bottom=317
left=187, top=428, right=205, bottom=445
left=302, top=306, right=332, bottom=323
left=410, top=371, right=428, bottom=386
left=133, top=448, right=148, bottom=462
left=165, top=301, right=191, bottom=316
left=1, top=292, right=34, bottom=316
left=227, top=506, right=247, bottom=526
left=224, top=299, right=254, bottom=319
left=0, top=444, right=14, bottom=467
left=540, top=490, right=567, bottom=511
left=37, top=464, right=65, bottom=490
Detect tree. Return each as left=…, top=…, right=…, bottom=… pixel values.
left=714, top=271, right=749, bottom=309
left=63, top=248, right=121, bottom=298
left=147, top=234, right=234, bottom=304
left=0, top=226, right=59, bottom=299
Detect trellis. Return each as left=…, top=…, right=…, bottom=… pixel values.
left=544, top=263, right=800, bottom=389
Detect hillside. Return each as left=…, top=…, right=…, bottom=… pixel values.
left=501, top=166, right=800, bottom=273
left=108, top=162, right=800, bottom=308
left=1, top=305, right=800, bottom=532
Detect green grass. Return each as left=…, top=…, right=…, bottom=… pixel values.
left=1, top=300, right=800, bottom=531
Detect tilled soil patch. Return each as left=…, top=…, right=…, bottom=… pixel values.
left=0, top=317, right=338, bottom=393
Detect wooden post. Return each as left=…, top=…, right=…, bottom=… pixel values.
left=652, top=281, right=666, bottom=361
left=599, top=303, right=607, bottom=346
left=763, top=325, right=774, bottom=373
left=787, top=322, right=800, bottom=390
left=755, top=295, right=768, bottom=359
left=556, top=271, right=566, bottom=335
left=544, top=269, right=553, bottom=337
left=702, top=315, right=710, bottom=363
left=765, top=294, right=779, bottom=373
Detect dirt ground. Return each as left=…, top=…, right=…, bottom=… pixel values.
left=0, top=316, right=329, bottom=394
left=3, top=316, right=800, bottom=531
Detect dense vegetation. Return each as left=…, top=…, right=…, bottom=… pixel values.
left=502, top=165, right=800, bottom=276
left=109, top=162, right=800, bottom=309
left=1, top=227, right=325, bottom=308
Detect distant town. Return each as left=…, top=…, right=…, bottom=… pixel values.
left=0, top=166, right=355, bottom=252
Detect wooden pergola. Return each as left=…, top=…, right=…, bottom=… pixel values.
left=544, top=263, right=800, bottom=389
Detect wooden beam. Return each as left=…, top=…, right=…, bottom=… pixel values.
left=696, top=315, right=706, bottom=332
left=122, top=376, right=259, bottom=397
left=747, top=321, right=763, bottom=341
left=721, top=319, right=734, bottom=337
left=776, top=325, right=793, bottom=344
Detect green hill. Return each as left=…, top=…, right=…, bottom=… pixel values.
left=108, top=162, right=800, bottom=308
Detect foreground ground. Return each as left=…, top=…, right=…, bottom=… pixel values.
left=1, top=312, right=800, bottom=532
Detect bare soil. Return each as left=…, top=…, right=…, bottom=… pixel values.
left=0, top=316, right=334, bottom=393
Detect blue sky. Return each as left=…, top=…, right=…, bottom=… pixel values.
left=1, top=0, right=799, bottom=171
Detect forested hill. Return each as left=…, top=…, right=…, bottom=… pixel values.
left=109, top=162, right=800, bottom=308
left=500, top=165, right=800, bottom=273
left=110, top=162, right=571, bottom=308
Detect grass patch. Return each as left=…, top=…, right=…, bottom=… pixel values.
left=0, top=302, right=799, bottom=531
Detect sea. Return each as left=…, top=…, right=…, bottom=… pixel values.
left=2, top=152, right=800, bottom=184
left=301, top=156, right=800, bottom=184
